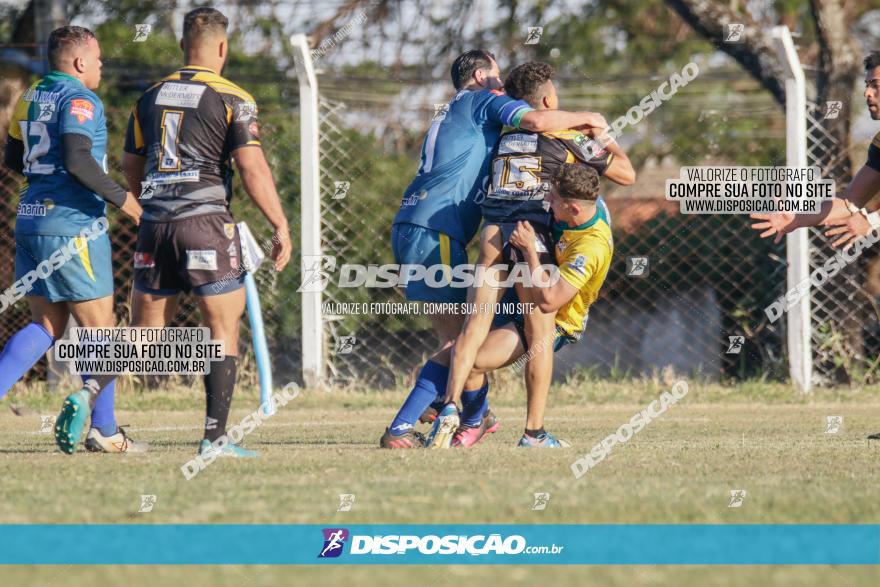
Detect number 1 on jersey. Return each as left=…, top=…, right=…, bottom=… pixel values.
left=159, top=110, right=184, bottom=171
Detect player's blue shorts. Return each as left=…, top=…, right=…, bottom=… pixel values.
left=391, top=222, right=468, bottom=304
left=15, top=232, right=113, bottom=302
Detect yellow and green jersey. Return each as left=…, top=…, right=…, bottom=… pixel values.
left=552, top=197, right=613, bottom=340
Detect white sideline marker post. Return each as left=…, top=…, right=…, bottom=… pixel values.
left=771, top=25, right=812, bottom=393
left=292, top=34, right=327, bottom=388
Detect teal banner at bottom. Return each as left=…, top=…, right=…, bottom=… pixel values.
left=1, top=524, right=878, bottom=565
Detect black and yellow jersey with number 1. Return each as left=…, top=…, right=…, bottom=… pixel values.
left=123, top=65, right=261, bottom=222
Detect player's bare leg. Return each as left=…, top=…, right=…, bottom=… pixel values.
left=26, top=296, right=70, bottom=338
left=522, top=305, right=557, bottom=431
left=198, top=289, right=245, bottom=357
left=443, top=224, right=507, bottom=406
left=68, top=295, right=115, bottom=328
left=514, top=284, right=567, bottom=448
left=427, top=226, right=506, bottom=448
left=130, top=290, right=179, bottom=328
left=428, top=312, right=465, bottom=355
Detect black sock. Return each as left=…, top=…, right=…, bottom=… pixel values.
left=524, top=427, right=545, bottom=438
left=204, top=356, right=237, bottom=442
left=82, top=375, right=116, bottom=408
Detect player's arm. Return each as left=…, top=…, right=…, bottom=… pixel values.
left=509, top=221, right=579, bottom=313
left=520, top=109, right=608, bottom=134
left=566, top=133, right=635, bottom=187
left=5, top=96, right=27, bottom=175
left=226, top=96, right=291, bottom=271
left=60, top=98, right=141, bottom=223
left=596, top=139, right=635, bottom=186
left=232, top=147, right=291, bottom=271
left=751, top=141, right=880, bottom=240
left=122, top=107, right=147, bottom=195
left=3, top=136, right=24, bottom=175
left=479, top=91, right=607, bottom=134
left=843, top=137, right=880, bottom=207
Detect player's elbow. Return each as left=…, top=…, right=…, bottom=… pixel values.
left=609, top=161, right=636, bottom=186
left=518, top=110, right=545, bottom=132
left=618, top=167, right=636, bottom=186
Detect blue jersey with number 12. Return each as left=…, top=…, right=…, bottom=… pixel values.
left=9, top=70, right=108, bottom=237
left=393, top=89, right=532, bottom=245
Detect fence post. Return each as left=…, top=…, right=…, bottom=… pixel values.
left=291, top=34, right=326, bottom=387
left=772, top=25, right=812, bottom=392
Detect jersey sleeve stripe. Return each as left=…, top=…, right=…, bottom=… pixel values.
left=509, top=106, right=533, bottom=129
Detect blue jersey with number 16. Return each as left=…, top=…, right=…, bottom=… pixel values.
left=9, top=70, right=108, bottom=237
left=393, top=89, right=532, bottom=246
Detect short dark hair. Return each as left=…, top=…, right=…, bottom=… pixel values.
left=865, top=51, right=880, bottom=72
left=47, top=26, right=96, bottom=69
left=450, top=49, right=495, bottom=91
left=504, top=61, right=554, bottom=107
left=183, top=7, right=229, bottom=45
left=553, top=163, right=600, bottom=202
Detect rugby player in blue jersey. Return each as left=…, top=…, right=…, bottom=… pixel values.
left=0, top=26, right=146, bottom=453
left=385, top=52, right=610, bottom=448
left=392, top=49, right=609, bottom=350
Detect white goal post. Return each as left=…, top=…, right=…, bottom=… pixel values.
left=771, top=25, right=812, bottom=392
left=292, top=34, right=326, bottom=387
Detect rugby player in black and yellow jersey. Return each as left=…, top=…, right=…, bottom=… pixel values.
left=425, top=62, right=635, bottom=448
left=121, top=7, right=291, bottom=458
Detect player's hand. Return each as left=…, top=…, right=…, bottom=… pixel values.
left=119, top=192, right=142, bottom=226
left=824, top=213, right=871, bottom=249
left=749, top=212, right=796, bottom=244
left=577, top=112, right=609, bottom=137
left=509, top=220, right=537, bottom=253
left=271, top=225, right=292, bottom=271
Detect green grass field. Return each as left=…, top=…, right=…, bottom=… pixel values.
left=2, top=372, right=880, bottom=585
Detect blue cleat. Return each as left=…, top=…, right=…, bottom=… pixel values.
left=425, top=403, right=459, bottom=449
left=54, top=389, right=92, bottom=455
left=517, top=431, right=570, bottom=448
left=198, top=438, right=258, bottom=458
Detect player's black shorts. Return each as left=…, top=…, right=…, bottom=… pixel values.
left=133, top=212, right=245, bottom=297
left=492, top=221, right=555, bottom=268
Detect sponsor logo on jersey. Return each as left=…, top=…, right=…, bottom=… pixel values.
left=186, top=250, right=218, bottom=271
left=145, top=170, right=200, bottom=185
left=16, top=202, right=47, bottom=217
left=248, top=121, right=260, bottom=139
left=156, top=82, right=207, bottom=109
left=568, top=253, right=587, bottom=274
left=69, top=99, right=95, bottom=123
left=400, top=189, right=428, bottom=208
left=234, top=101, right=257, bottom=121
left=498, top=133, right=538, bottom=154
left=36, top=102, right=56, bottom=122
left=22, top=88, right=60, bottom=104
left=134, top=252, right=155, bottom=268
left=224, top=224, right=235, bottom=239
left=573, top=134, right=605, bottom=159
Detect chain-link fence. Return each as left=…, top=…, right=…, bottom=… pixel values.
left=2, top=60, right=876, bottom=390
left=315, top=70, right=792, bottom=385
left=806, top=102, right=880, bottom=384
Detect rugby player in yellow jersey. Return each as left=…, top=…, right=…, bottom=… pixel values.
left=428, top=62, right=632, bottom=448
left=380, top=163, right=612, bottom=448
left=121, top=7, right=291, bottom=458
